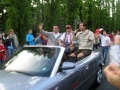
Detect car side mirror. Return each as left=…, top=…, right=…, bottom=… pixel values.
left=61, top=62, right=75, bottom=70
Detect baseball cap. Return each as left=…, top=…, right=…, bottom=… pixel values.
left=66, top=25, right=72, bottom=29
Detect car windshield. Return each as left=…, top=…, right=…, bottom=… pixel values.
left=0, top=47, right=60, bottom=77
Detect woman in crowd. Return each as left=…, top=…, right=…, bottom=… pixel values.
left=6, top=32, right=15, bottom=58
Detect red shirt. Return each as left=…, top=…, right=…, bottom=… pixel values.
left=108, top=34, right=114, bottom=42
left=42, top=39, right=48, bottom=45
left=39, top=34, right=44, bottom=40
left=0, top=44, right=5, bottom=60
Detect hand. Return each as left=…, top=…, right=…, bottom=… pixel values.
left=104, top=63, right=120, bottom=89
left=74, top=30, right=77, bottom=33
left=6, top=37, right=9, bottom=39
left=33, top=38, right=35, bottom=40
left=74, top=30, right=78, bottom=35
left=39, top=24, right=43, bottom=30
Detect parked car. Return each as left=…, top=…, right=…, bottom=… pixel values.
left=0, top=45, right=102, bottom=90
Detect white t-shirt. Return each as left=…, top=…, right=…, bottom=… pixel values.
left=100, top=34, right=111, bottom=46
left=54, top=32, right=60, bottom=38
left=60, top=32, right=73, bottom=43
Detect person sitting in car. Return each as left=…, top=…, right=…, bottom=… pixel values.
left=69, top=22, right=99, bottom=59
left=39, top=24, right=61, bottom=46
left=59, top=25, right=76, bottom=55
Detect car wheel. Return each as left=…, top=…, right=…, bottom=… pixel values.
left=95, top=66, right=102, bottom=85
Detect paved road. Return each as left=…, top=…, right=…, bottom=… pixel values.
left=88, top=46, right=118, bottom=90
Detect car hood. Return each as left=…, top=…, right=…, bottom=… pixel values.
left=0, top=70, right=47, bottom=90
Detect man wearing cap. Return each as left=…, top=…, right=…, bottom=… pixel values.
left=39, top=24, right=61, bottom=46
left=69, top=22, right=99, bottom=59
left=59, top=25, right=75, bottom=55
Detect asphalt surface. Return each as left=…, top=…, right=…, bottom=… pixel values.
left=88, top=46, right=118, bottom=90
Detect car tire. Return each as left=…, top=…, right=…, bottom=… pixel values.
left=95, top=66, right=102, bottom=85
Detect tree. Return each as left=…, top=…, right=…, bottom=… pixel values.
left=66, top=0, right=81, bottom=30
left=2, top=0, right=33, bottom=45
left=43, top=0, right=61, bottom=31
left=0, top=0, right=6, bottom=31
left=114, top=0, right=120, bottom=31
left=31, top=0, right=42, bottom=32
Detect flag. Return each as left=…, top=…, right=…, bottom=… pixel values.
left=94, top=28, right=103, bottom=34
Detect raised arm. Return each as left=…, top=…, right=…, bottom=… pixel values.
left=38, top=24, right=50, bottom=37
left=89, top=32, right=99, bottom=44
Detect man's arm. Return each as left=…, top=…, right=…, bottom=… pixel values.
left=99, top=34, right=103, bottom=39
left=89, top=32, right=98, bottom=44
left=59, top=39, right=64, bottom=46
left=69, top=43, right=75, bottom=47
left=40, top=30, right=51, bottom=37
left=59, top=33, right=65, bottom=46
left=39, top=24, right=50, bottom=37
left=72, top=32, right=78, bottom=42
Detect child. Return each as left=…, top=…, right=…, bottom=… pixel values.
left=0, top=38, right=5, bottom=64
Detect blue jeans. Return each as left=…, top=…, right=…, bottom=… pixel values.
left=102, top=46, right=109, bottom=64
left=8, top=48, right=14, bottom=58
left=0, top=60, right=4, bottom=64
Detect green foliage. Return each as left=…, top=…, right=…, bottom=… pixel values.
left=2, top=0, right=33, bottom=45
left=0, top=0, right=6, bottom=30
left=66, top=0, right=81, bottom=30
left=43, top=0, right=61, bottom=31
left=1, top=0, right=120, bottom=45
left=31, top=0, right=42, bottom=32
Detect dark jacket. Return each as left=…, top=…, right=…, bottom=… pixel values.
left=6, top=37, right=15, bottom=48
left=2, top=36, right=6, bottom=44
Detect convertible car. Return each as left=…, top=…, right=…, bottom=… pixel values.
left=0, top=45, right=102, bottom=90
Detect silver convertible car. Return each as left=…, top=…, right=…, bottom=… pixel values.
left=0, top=45, right=102, bottom=90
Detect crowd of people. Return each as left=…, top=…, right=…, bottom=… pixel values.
left=26, top=29, right=48, bottom=45
left=0, top=29, right=19, bottom=64
left=0, top=22, right=118, bottom=64
left=0, top=22, right=120, bottom=89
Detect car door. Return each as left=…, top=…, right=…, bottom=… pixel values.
left=48, top=59, right=96, bottom=90
left=76, top=57, right=96, bottom=90
left=57, top=58, right=96, bottom=90
left=47, top=55, right=96, bottom=90
left=57, top=62, right=90, bottom=90
left=53, top=67, right=83, bottom=90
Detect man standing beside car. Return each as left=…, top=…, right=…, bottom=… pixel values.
left=69, top=22, right=99, bottom=59
left=38, top=24, right=61, bottom=46
left=98, top=31, right=111, bottom=65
